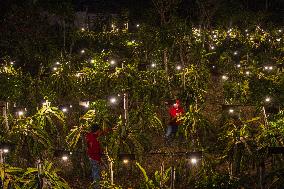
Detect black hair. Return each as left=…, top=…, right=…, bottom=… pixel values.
left=91, top=124, right=99, bottom=133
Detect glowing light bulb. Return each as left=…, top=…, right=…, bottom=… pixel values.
left=56, top=62, right=60, bottom=65
left=234, top=51, right=238, bottom=55
left=18, top=111, right=24, bottom=116
left=110, top=97, right=117, bottom=104
left=176, top=65, right=182, bottom=70
left=210, top=46, right=215, bottom=50
left=222, top=75, right=228, bottom=80
left=81, top=50, right=85, bottom=54
left=229, top=109, right=234, bottom=113
left=110, top=60, right=116, bottom=65
left=276, top=38, right=281, bottom=42
left=265, top=97, right=271, bottom=102
left=213, top=34, right=217, bottom=38
left=237, top=64, right=241, bottom=68
left=81, top=27, right=85, bottom=31
left=191, top=158, right=197, bottom=164
left=62, top=108, right=67, bottom=112
left=245, top=71, right=250, bottom=75
left=136, top=24, right=140, bottom=28
left=62, top=155, right=68, bottom=161
left=264, top=66, right=268, bottom=70
left=245, top=29, right=248, bottom=32
left=90, top=59, right=95, bottom=63
left=212, top=65, right=215, bottom=68
left=53, top=67, right=58, bottom=71
left=151, top=63, right=156, bottom=68
left=3, top=148, right=9, bottom=153
left=123, top=159, right=129, bottom=164
left=279, top=29, right=282, bottom=33
left=268, top=66, right=273, bottom=70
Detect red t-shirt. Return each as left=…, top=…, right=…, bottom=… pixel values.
left=169, top=106, right=184, bottom=126
left=86, top=132, right=102, bottom=161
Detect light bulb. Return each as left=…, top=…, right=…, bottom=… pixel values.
left=56, top=62, right=60, bottom=65
left=210, top=46, right=215, bottom=50
left=222, top=75, right=228, bottom=80
left=136, top=24, right=140, bottom=28
left=3, top=148, right=9, bottom=153
left=229, top=109, right=234, bottom=113
left=62, top=155, right=68, bottom=161
left=110, top=60, right=116, bottom=65
left=234, top=51, right=238, bottom=55
left=18, top=111, right=24, bottom=116
left=53, top=67, right=57, bottom=71
left=62, top=108, right=67, bottom=112
left=237, top=64, right=241, bottom=68
left=213, top=34, right=217, bottom=38
left=151, top=63, right=156, bottom=68
left=265, top=97, right=271, bottom=102
left=279, top=29, right=282, bottom=33
left=90, top=59, right=95, bottom=63
left=191, top=158, right=197, bottom=164
left=81, top=27, right=85, bottom=31
left=81, top=50, right=85, bottom=54
left=110, top=97, right=117, bottom=104
left=123, top=159, right=129, bottom=164
left=264, top=66, right=268, bottom=70
left=176, top=65, right=182, bottom=70
left=276, top=38, right=281, bottom=42
left=245, top=71, right=250, bottom=75
left=268, top=66, right=273, bottom=70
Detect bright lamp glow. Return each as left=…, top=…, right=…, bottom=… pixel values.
left=110, top=60, right=116, bottom=65
left=123, top=159, right=129, bottom=164
left=90, top=59, right=95, bottom=63
left=222, top=75, right=228, bottom=80
left=151, top=63, right=156, bottom=68
left=176, top=65, right=182, bottom=70
left=18, top=111, right=24, bottom=116
left=191, top=158, right=197, bottom=164
left=265, top=97, right=271, bottom=102
left=234, top=51, right=238, bottom=55
left=110, top=97, right=117, bottom=104
left=3, top=148, right=9, bottom=153
left=229, top=109, right=234, bottom=113
left=136, top=24, right=140, bottom=28
left=81, top=49, right=85, bottom=54
left=62, top=155, right=68, bottom=161
left=245, top=71, right=250, bottom=75
left=62, top=108, right=67, bottom=112
left=53, top=67, right=58, bottom=71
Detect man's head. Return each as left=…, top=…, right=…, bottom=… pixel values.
left=91, top=123, right=99, bottom=133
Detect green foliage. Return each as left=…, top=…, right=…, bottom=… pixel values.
left=136, top=162, right=171, bottom=189
left=0, top=161, right=70, bottom=189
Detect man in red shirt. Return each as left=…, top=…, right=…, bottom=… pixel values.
left=86, top=124, right=110, bottom=188
left=165, top=99, right=184, bottom=138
